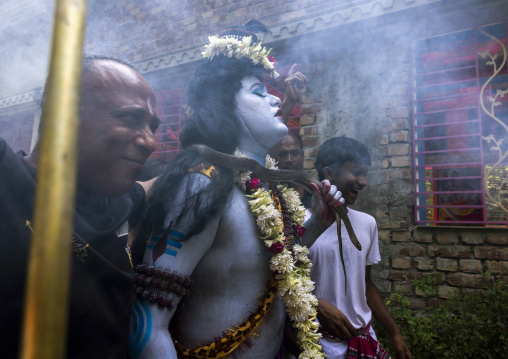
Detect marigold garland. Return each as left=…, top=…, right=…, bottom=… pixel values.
left=235, top=153, right=325, bottom=359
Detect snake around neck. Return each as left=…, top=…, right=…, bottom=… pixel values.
left=190, top=144, right=362, bottom=293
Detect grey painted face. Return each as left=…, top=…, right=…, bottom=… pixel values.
left=234, top=76, right=287, bottom=157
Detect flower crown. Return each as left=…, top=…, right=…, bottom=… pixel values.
left=201, top=35, right=279, bottom=79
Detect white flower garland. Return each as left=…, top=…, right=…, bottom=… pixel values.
left=235, top=153, right=325, bottom=359
left=202, top=35, right=280, bottom=79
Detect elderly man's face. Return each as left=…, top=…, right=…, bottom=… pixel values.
left=270, top=134, right=304, bottom=171
left=77, top=60, right=160, bottom=197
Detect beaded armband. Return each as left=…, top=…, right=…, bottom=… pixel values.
left=134, top=264, right=192, bottom=309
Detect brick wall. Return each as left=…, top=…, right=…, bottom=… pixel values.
left=86, top=0, right=330, bottom=61
left=85, top=0, right=402, bottom=62
left=296, top=23, right=508, bottom=307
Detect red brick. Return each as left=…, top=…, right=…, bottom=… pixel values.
left=303, top=147, right=318, bottom=157
left=428, top=245, right=471, bottom=258
left=378, top=230, right=390, bottom=242
left=406, top=271, right=424, bottom=281
left=397, top=246, right=410, bottom=256
left=389, top=130, right=409, bottom=143
left=303, top=159, right=314, bottom=170
left=486, top=261, right=508, bottom=274
left=394, top=282, right=412, bottom=295
left=392, top=231, right=411, bottom=242
left=392, top=119, right=410, bottom=130
left=300, top=115, right=315, bottom=126
left=384, top=143, right=409, bottom=156
left=436, top=231, right=459, bottom=244
left=302, top=136, right=316, bottom=147
left=414, top=231, right=433, bottom=243
left=391, top=156, right=410, bottom=167
left=392, top=257, right=411, bottom=269
left=447, top=273, right=484, bottom=288
left=485, top=233, right=508, bottom=245
left=474, top=246, right=508, bottom=260
left=414, top=258, right=435, bottom=270
left=387, top=270, right=404, bottom=281
left=299, top=126, right=316, bottom=136
left=438, top=286, right=459, bottom=299
left=459, top=232, right=485, bottom=245
left=379, top=135, right=389, bottom=145
left=300, top=104, right=322, bottom=115
left=410, top=245, right=425, bottom=257
left=459, top=259, right=482, bottom=273
left=436, top=258, right=458, bottom=272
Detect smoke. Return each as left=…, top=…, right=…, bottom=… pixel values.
left=0, top=0, right=54, bottom=98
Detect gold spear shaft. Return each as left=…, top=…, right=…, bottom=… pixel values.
left=20, top=1, right=87, bottom=358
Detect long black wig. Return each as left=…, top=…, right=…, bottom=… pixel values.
left=141, top=21, right=271, bottom=241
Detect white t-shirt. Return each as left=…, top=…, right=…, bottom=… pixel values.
left=308, top=208, right=381, bottom=358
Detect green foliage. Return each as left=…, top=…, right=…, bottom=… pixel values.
left=374, top=273, right=508, bottom=358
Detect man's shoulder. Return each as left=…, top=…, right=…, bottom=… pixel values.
left=348, top=208, right=376, bottom=226
left=0, top=137, right=6, bottom=153
left=0, top=137, right=12, bottom=162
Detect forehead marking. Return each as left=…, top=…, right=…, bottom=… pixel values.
left=147, top=97, right=154, bottom=116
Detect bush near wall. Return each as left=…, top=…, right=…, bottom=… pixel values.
left=374, top=273, right=508, bottom=359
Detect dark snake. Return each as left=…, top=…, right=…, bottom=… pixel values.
left=191, top=144, right=362, bottom=293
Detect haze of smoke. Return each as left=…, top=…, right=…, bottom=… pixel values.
left=0, top=0, right=53, bottom=98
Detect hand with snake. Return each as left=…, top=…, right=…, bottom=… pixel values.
left=129, top=20, right=344, bottom=359
left=303, top=137, right=412, bottom=359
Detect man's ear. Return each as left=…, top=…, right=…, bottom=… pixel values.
left=322, top=166, right=335, bottom=181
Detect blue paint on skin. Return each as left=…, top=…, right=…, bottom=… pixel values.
left=147, top=231, right=184, bottom=257
left=129, top=300, right=152, bottom=358
left=166, top=238, right=182, bottom=248
left=164, top=248, right=178, bottom=257
left=169, top=230, right=185, bottom=241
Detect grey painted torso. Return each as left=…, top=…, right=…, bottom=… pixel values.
left=171, top=186, right=285, bottom=358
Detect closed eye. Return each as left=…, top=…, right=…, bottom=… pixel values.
left=113, top=108, right=144, bottom=125
left=251, top=83, right=267, bottom=97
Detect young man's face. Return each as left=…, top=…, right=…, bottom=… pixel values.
left=269, top=134, right=304, bottom=171
left=325, top=161, right=369, bottom=205
left=234, top=76, right=287, bottom=151
left=77, top=60, right=160, bottom=197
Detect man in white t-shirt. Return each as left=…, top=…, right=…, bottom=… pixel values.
left=309, top=137, right=412, bottom=359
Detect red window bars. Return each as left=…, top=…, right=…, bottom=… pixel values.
left=152, top=88, right=186, bottom=161
left=413, top=20, right=508, bottom=226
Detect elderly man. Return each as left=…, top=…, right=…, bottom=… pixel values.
left=0, top=55, right=160, bottom=359
left=269, top=131, right=312, bottom=208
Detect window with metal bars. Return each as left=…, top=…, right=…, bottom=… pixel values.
left=152, top=88, right=186, bottom=162
left=413, top=20, right=508, bottom=226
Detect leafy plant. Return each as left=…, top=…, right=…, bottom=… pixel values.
left=374, top=273, right=508, bottom=358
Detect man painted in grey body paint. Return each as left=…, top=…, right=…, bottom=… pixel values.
left=129, top=21, right=344, bottom=359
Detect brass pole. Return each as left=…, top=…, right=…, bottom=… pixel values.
left=20, top=0, right=87, bottom=358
